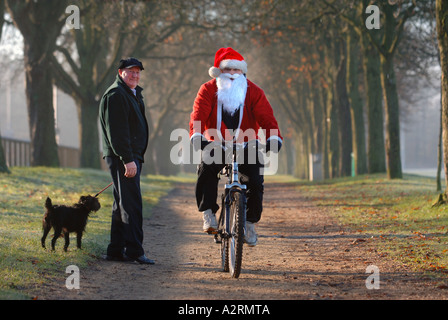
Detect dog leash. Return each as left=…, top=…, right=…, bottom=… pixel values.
left=94, top=182, right=113, bottom=198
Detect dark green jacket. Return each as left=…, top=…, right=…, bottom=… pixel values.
left=99, top=75, right=149, bottom=164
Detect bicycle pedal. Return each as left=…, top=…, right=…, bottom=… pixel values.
left=205, top=228, right=218, bottom=235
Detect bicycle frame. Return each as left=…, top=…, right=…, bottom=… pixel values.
left=223, top=145, right=247, bottom=238
left=215, top=143, right=247, bottom=242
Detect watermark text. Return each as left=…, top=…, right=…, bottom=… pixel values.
left=66, top=5, right=80, bottom=30
left=65, top=265, right=80, bottom=290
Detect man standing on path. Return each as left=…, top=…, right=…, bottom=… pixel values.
left=189, top=47, right=283, bottom=246
left=99, top=57, right=154, bottom=264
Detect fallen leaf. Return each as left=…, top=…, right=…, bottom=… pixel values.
left=351, top=238, right=366, bottom=245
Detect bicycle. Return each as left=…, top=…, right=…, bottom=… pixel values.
left=212, top=140, right=264, bottom=278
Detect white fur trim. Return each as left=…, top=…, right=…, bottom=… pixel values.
left=209, top=66, right=221, bottom=78
left=210, top=59, right=248, bottom=78
left=219, top=59, right=247, bottom=74
left=190, top=132, right=206, bottom=142
left=232, top=104, right=244, bottom=142
left=216, top=102, right=224, bottom=141
left=267, top=135, right=283, bottom=144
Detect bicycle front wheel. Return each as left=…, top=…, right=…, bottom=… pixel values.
left=228, top=191, right=245, bottom=278
left=219, top=208, right=229, bottom=273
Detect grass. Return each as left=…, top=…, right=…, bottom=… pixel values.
left=2, top=168, right=447, bottom=298
left=0, top=167, right=194, bottom=300
left=292, top=173, right=448, bottom=278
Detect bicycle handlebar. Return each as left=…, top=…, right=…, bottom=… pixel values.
left=208, top=140, right=266, bottom=152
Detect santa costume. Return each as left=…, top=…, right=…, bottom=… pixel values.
left=190, top=47, right=282, bottom=146
left=189, top=47, right=283, bottom=244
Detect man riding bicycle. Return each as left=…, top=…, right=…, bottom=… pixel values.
left=189, top=47, right=283, bottom=246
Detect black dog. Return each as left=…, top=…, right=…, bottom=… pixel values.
left=41, top=195, right=101, bottom=251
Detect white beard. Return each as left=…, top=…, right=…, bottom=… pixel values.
left=216, top=73, right=247, bottom=116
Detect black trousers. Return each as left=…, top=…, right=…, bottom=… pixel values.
left=105, top=156, right=144, bottom=259
left=195, top=151, right=264, bottom=223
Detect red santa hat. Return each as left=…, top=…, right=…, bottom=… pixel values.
left=209, top=47, right=248, bottom=78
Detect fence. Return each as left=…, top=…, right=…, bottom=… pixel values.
left=1, top=137, right=81, bottom=168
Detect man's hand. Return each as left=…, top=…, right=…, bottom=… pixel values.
left=192, top=136, right=211, bottom=152
left=266, top=139, right=282, bottom=153
left=124, top=161, right=137, bottom=178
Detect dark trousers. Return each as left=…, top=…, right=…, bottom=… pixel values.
left=105, top=156, right=144, bottom=259
left=195, top=153, right=264, bottom=223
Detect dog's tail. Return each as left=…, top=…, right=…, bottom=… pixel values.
left=45, top=197, right=53, bottom=212
left=43, top=197, right=54, bottom=230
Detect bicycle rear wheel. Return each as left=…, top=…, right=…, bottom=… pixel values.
left=228, top=191, right=245, bottom=278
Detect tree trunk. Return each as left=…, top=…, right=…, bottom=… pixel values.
left=346, top=30, right=367, bottom=175
left=0, top=0, right=9, bottom=173
left=6, top=0, right=68, bottom=167
left=380, top=54, right=402, bottom=179
left=77, top=98, right=101, bottom=169
left=312, top=83, right=325, bottom=162
left=360, top=32, right=386, bottom=174
left=437, top=88, right=443, bottom=192
left=295, top=133, right=309, bottom=179
left=323, top=85, right=332, bottom=179
left=0, top=135, right=10, bottom=173
left=328, top=92, right=339, bottom=179
left=436, top=0, right=448, bottom=196
left=376, top=2, right=405, bottom=180
left=335, top=55, right=353, bottom=177
left=24, top=48, right=59, bottom=167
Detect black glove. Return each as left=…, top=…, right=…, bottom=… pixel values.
left=244, top=140, right=259, bottom=151
left=266, top=139, right=282, bottom=153
left=192, top=136, right=211, bottom=152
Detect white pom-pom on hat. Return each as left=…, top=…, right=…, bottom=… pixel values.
left=209, top=66, right=222, bottom=78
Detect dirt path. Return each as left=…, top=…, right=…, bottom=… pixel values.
left=35, top=182, right=447, bottom=300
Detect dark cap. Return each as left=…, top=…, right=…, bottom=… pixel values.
left=118, top=57, right=144, bottom=70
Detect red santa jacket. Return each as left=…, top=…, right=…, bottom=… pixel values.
left=189, top=78, right=282, bottom=144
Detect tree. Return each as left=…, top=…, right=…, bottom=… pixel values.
left=323, top=0, right=386, bottom=174
left=52, top=0, right=216, bottom=169
left=52, top=1, right=186, bottom=168
left=5, top=0, right=69, bottom=166
left=436, top=0, right=448, bottom=197
left=323, top=0, right=422, bottom=179
left=374, top=0, right=415, bottom=179
left=0, top=0, right=10, bottom=173
left=346, top=26, right=368, bottom=175
left=333, top=36, right=353, bottom=177
left=359, top=12, right=386, bottom=174
left=362, top=0, right=425, bottom=179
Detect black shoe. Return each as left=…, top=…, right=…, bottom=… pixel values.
left=103, top=254, right=134, bottom=262
left=103, top=254, right=125, bottom=262
left=135, top=254, right=155, bottom=265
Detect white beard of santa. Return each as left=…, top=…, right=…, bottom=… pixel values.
left=216, top=72, right=248, bottom=116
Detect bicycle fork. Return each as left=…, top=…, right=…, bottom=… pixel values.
left=214, top=187, right=247, bottom=244
left=214, top=155, right=247, bottom=244
left=225, top=188, right=247, bottom=238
